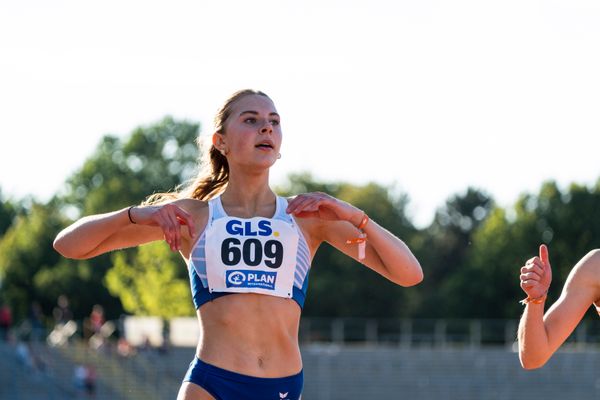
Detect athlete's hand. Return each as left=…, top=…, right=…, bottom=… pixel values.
left=520, top=244, right=552, bottom=300
left=130, top=203, right=196, bottom=252
left=286, top=192, right=364, bottom=226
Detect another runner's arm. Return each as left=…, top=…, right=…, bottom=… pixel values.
left=54, top=201, right=196, bottom=260
left=518, top=250, right=600, bottom=369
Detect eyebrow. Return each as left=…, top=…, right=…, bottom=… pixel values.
left=239, top=110, right=280, bottom=118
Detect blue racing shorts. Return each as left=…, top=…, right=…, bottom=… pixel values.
left=183, top=357, right=303, bottom=400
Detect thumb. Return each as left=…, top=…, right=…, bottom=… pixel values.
left=539, top=244, right=551, bottom=267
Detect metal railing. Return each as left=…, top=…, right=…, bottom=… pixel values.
left=299, top=317, right=600, bottom=348
left=12, top=316, right=600, bottom=349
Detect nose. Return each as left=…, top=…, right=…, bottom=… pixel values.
left=259, top=121, right=273, bottom=135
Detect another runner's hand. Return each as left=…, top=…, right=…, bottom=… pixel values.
left=520, top=244, right=552, bottom=300
left=286, top=192, right=363, bottom=226
left=130, top=204, right=195, bottom=252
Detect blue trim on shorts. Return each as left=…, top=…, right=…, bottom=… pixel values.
left=183, top=357, right=303, bottom=400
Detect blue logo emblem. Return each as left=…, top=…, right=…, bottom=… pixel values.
left=227, top=271, right=246, bottom=286
left=226, top=270, right=277, bottom=290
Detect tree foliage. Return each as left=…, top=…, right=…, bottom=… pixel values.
left=0, top=189, right=22, bottom=237
left=439, top=180, right=600, bottom=319
left=63, top=116, right=200, bottom=215
left=106, top=242, right=194, bottom=318
left=0, top=117, right=200, bottom=322
left=415, top=188, right=494, bottom=317
left=2, top=115, right=600, bottom=325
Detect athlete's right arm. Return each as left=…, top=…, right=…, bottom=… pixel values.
left=53, top=201, right=196, bottom=260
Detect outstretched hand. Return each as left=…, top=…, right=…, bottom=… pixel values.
left=286, top=192, right=363, bottom=225
left=520, top=244, right=553, bottom=300
left=131, top=203, right=196, bottom=252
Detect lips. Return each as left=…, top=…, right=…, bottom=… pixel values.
left=255, top=140, right=274, bottom=149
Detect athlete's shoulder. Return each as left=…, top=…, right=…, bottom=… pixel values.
left=570, top=249, right=600, bottom=286
left=588, top=249, right=600, bottom=260
left=173, top=197, right=209, bottom=212
left=171, top=198, right=210, bottom=232
left=175, top=198, right=211, bottom=257
left=579, top=249, right=600, bottom=272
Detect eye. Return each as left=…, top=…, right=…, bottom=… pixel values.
left=244, top=117, right=257, bottom=124
left=270, top=119, right=280, bottom=126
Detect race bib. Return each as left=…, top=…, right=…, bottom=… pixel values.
left=205, top=216, right=299, bottom=298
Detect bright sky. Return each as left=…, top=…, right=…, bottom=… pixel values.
left=1, top=0, right=599, bottom=227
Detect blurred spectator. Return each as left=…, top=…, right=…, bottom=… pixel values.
left=16, top=341, right=34, bottom=369
left=117, top=337, right=134, bottom=357
left=89, top=304, right=105, bottom=336
left=159, top=319, right=170, bottom=355
left=84, top=364, right=97, bottom=397
left=52, top=294, right=73, bottom=327
left=0, top=302, right=12, bottom=341
left=28, top=302, right=46, bottom=342
left=47, top=295, right=77, bottom=347
left=139, top=335, right=152, bottom=353
left=87, top=304, right=115, bottom=351
left=16, top=341, right=46, bottom=374
left=73, top=364, right=87, bottom=394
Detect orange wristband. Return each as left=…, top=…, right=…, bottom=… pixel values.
left=519, top=292, right=547, bottom=305
left=356, top=213, right=369, bottom=230
left=347, top=212, right=369, bottom=260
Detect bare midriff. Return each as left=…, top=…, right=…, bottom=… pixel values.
left=195, top=293, right=302, bottom=378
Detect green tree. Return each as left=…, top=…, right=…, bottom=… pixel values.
left=106, top=242, right=194, bottom=318
left=0, top=200, right=119, bottom=322
left=63, top=116, right=200, bottom=215
left=416, top=188, right=494, bottom=317
left=442, top=180, right=600, bottom=319
left=0, top=189, right=23, bottom=237
left=52, top=117, right=201, bottom=319
left=0, top=117, right=201, bottom=322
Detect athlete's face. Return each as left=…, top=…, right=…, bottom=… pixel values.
left=215, top=94, right=282, bottom=169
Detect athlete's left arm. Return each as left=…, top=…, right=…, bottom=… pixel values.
left=287, top=192, right=423, bottom=287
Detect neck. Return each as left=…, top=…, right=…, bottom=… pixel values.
left=220, top=169, right=276, bottom=217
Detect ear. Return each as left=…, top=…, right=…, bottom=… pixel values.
left=212, top=132, right=225, bottom=148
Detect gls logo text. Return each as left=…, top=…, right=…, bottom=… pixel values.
left=226, top=219, right=272, bottom=237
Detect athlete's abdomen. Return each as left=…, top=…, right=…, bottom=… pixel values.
left=196, top=293, right=302, bottom=377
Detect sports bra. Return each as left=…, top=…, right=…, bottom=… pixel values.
left=188, top=195, right=311, bottom=309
